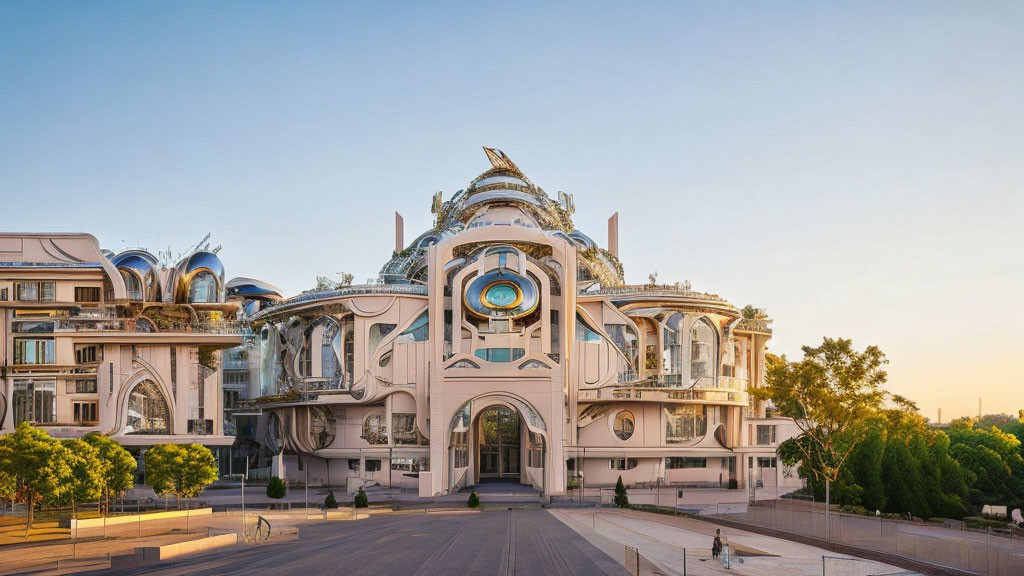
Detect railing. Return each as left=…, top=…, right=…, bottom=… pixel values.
left=736, top=318, right=772, bottom=334
left=52, top=318, right=245, bottom=334
left=251, top=283, right=429, bottom=321
left=579, top=385, right=747, bottom=404
left=583, top=283, right=729, bottom=303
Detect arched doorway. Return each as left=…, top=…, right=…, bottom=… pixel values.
left=447, top=392, right=548, bottom=492
left=477, top=407, right=520, bottom=481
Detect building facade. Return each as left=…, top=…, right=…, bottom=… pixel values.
left=252, top=148, right=800, bottom=497
left=0, top=233, right=278, bottom=473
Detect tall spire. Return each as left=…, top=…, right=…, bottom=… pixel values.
left=482, top=147, right=521, bottom=173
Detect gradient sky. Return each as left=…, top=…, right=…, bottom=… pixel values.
left=2, top=2, right=1021, bottom=420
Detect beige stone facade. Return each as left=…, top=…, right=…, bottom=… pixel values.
left=253, top=149, right=801, bottom=497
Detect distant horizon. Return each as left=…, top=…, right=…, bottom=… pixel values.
left=2, top=2, right=1020, bottom=421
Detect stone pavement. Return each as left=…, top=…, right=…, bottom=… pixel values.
left=550, top=508, right=912, bottom=576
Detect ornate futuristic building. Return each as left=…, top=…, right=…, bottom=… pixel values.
left=0, top=234, right=280, bottom=471
left=252, top=148, right=799, bottom=497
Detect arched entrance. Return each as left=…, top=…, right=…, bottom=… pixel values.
left=447, top=392, right=548, bottom=492
left=477, top=407, right=520, bottom=481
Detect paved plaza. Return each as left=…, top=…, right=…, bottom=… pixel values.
left=87, top=509, right=629, bottom=576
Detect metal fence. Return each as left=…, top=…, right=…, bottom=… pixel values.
left=712, top=500, right=1024, bottom=576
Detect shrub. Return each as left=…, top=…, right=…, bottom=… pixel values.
left=468, top=491, right=480, bottom=508
left=266, top=476, right=286, bottom=499
left=614, top=476, right=629, bottom=508
left=354, top=487, right=368, bottom=508
left=324, top=490, right=338, bottom=509
left=728, top=478, right=739, bottom=490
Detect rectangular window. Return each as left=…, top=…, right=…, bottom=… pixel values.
left=14, top=339, right=55, bottom=364
left=170, top=347, right=176, bottom=397
left=75, top=344, right=101, bottom=364
left=0, top=287, right=7, bottom=301
left=365, top=459, right=381, bottom=472
left=74, top=287, right=101, bottom=303
left=757, top=457, right=778, bottom=468
left=665, top=457, right=707, bottom=469
left=11, top=321, right=54, bottom=333
left=608, top=458, right=638, bottom=470
left=15, top=281, right=55, bottom=302
left=348, top=459, right=360, bottom=472
left=66, top=378, right=98, bottom=394
left=756, top=425, right=777, bottom=445
left=13, top=379, right=56, bottom=424
left=73, top=401, right=98, bottom=424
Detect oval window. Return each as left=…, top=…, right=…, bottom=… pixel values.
left=613, top=410, right=635, bottom=441
left=483, top=282, right=520, bottom=308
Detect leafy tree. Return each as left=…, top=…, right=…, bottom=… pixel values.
left=751, top=338, right=887, bottom=489
left=0, top=423, right=71, bottom=527
left=847, top=422, right=885, bottom=511
left=614, top=476, right=629, bottom=507
left=0, top=469, right=16, bottom=508
left=267, top=476, right=286, bottom=499
left=61, top=439, right=103, bottom=515
left=947, top=424, right=1024, bottom=510
left=145, top=444, right=219, bottom=508
left=354, top=487, right=368, bottom=508
left=82, top=433, right=136, bottom=516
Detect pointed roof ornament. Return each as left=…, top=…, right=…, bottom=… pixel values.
left=483, top=147, right=521, bottom=174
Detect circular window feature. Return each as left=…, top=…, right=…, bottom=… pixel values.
left=613, top=410, right=635, bottom=441
left=310, top=406, right=337, bottom=450
left=484, top=282, right=520, bottom=308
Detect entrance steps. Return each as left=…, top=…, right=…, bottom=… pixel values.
left=464, top=482, right=544, bottom=508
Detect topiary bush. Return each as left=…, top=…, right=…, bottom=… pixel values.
left=324, top=490, right=338, bottom=509
left=266, top=476, right=286, bottom=499
left=354, top=487, right=368, bottom=508
left=728, top=478, right=739, bottom=490
left=468, top=491, right=480, bottom=508
left=614, top=476, right=629, bottom=508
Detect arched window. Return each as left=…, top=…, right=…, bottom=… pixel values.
left=310, top=407, right=336, bottom=450
left=126, top=380, right=170, bottom=435
left=188, top=271, right=218, bottom=303
left=662, top=313, right=685, bottom=384
left=690, top=318, right=717, bottom=381
left=361, top=412, right=388, bottom=445
left=120, top=270, right=143, bottom=300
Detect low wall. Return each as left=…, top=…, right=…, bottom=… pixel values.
left=72, top=508, right=213, bottom=534
left=111, top=533, right=238, bottom=569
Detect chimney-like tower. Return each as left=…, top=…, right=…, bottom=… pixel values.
left=608, top=212, right=619, bottom=258
left=938, top=408, right=942, bottom=425
left=395, top=212, right=404, bottom=253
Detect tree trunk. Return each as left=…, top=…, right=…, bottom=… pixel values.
left=26, top=492, right=35, bottom=529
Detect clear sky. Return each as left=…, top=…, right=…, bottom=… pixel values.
left=1, top=2, right=1021, bottom=420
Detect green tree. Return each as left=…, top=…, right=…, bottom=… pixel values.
left=82, top=433, right=136, bottom=516
left=614, top=476, right=629, bottom=508
left=61, top=439, right=103, bottom=515
left=324, top=490, right=338, bottom=509
left=267, top=476, right=286, bottom=499
left=846, top=422, right=886, bottom=511
left=145, top=444, right=219, bottom=508
left=0, top=423, right=72, bottom=527
left=468, top=490, right=480, bottom=508
left=751, top=338, right=887, bottom=488
left=178, top=444, right=219, bottom=502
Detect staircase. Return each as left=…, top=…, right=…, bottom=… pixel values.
left=464, top=481, right=543, bottom=508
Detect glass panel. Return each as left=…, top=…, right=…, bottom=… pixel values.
left=664, top=405, right=707, bottom=444
left=188, top=271, right=217, bottom=303
left=369, top=323, right=397, bottom=352
left=396, top=312, right=429, bottom=343
left=613, top=410, right=635, bottom=440
left=575, top=315, right=602, bottom=342
left=126, top=380, right=170, bottom=434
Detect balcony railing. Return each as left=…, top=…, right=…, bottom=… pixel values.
left=582, top=283, right=729, bottom=303
left=579, top=385, right=748, bottom=405
left=52, top=318, right=245, bottom=334
left=736, top=318, right=773, bottom=334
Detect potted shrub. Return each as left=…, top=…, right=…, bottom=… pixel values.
left=468, top=491, right=480, bottom=508
left=354, top=487, right=369, bottom=508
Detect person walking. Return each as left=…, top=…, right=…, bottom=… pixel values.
left=712, top=528, right=722, bottom=559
